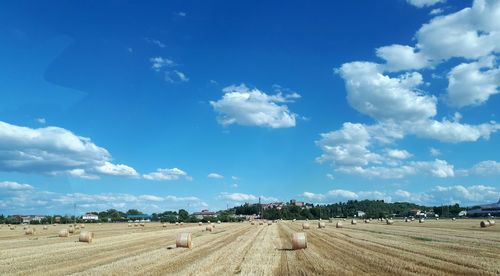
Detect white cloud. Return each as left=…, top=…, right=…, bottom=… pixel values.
left=412, top=159, right=454, bottom=177
left=231, top=176, right=239, bottom=180
left=0, top=121, right=137, bottom=179
left=470, top=160, right=500, bottom=175
left=165, top=70, right=189, bottom=83
left=210, top=84, right=299, bottom=128
left=376, top=45, right=430, bottom=72
left=178, top=12, right=186, bottom=17
left=416, top=0, right=500, bottom=62
left=446, top=56, right=500, bottom=108
left=301, top=192, right=325, bottom=201
left=0, top=181, right=34, bottom=190
left=429, top=8, right=444, bottom=15
left=231, top=183, right=238, bottom=188
left=337, top=62, right=437, bottom=122
left=218, top=192, right=278, bottom=203
left=406, top=119, right=499, bottom=143
left=143, top=168, right=192, bottom=181
left=95, top=162, right=139, bottom=177
left=434, top=185, right=500, bottom=204
left=36, top=118, right=46, bottom=124
left=150, top=57, right=175, bottom=71
left=326, top=173, right=335, bottom=180
left=139, top=195, right=164, bottom=202
left=386, top=149, right=412, bottom=159
left=406, top=0, right=445, bottom=8
left=145, top=38, right=166, bottom=48
left=430, top=147, right=441, bottom=156
left=327, top=189, right=360, bottom=199
left=208, top=173, right=224, bottom=179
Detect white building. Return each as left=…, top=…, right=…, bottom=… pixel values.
left=82, top=213, right=99, bottom=221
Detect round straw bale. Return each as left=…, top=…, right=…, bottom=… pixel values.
left=79, top=231, right=94, bottom=243
left=134, top=223, right=138, bottom=227
left=259, top=221, right=264, bottom=225
left=302, top=222, right=310, bottom=229
left=217, top=220, right=221, bottom=224
left=405, top=218, right=410, bottom=222
left=364, top=219, right=370, bottom=223
left=336, top=221, right=343, bottom=228
left=59, top=229, right=69, bottom=237
left=452, top=218, right=456, bottom=221
left=25, top=228, right=35, bottom=235
left=268, top=221, right=273, bottom=226
left=162, top=223, right=167, bottom=228
left=80, top=224, right=85, bottom=228
left=68, top=227, right=75, bottom=234
left=386, top=219, right=394, bottom=225
left=292, top=219, right=296, bottom=222
left=488, top=220, right=495, bottom=226
left=351, top=219, right=357, bottom=225
left=436, top=217, right=439, bottom=220
left=419, top=218, right=425, bottom=223
left=175, top=222, right=179, bottom=226
left=343, top=218, right=346, bottom=221
left=251, top=221, right=255, bottom=225
left=480, top=220, right=490, bottom=228
left=98, top=223, right=102, bottom=225
left=318, top=221, right=326, bottom=228
left=176, top=233, right=192, bottom=249
left=140, top=223, right=145, bottom=227
left=43, top=226, right=48, bottom=230
left=10, top=226, right=15, bottom=230
left=205, top=225, right=213, bottom=232
left=198, top=222, right=203, bottom=226
left=23, top=225, right=28, bottom=230
left=291, top=232, right=307, bottom=250
left=207, top=220, right=211, bottom=223
left=411, top=217, right=415, bottom=221
left=75, top=225, right=80, bottom=230
left=180, top=222, right=184, bottom=225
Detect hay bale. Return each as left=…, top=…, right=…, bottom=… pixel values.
left=80, top=224, right=85, bottom=228
left=128, top=223, right=132, bottom=227
left=43, top=226, right=48, bottom=230
left=140, top=223, right=145, bottom=227
left=343, top=218, right=346, bottom=221
left=180, top=222, right=184, bottom=225
left=23, top=225, right=28, bottom=230
left=405, top=218, right=410, bottom=222
left=318, top=221, right=326, bottom=228
left=59, top=229, right=69, bottom=237
left=53, top=223, right=56, bottom=226
left=268, top=221, right=273, bottom=226
left=336, top=221, right=343, bottom=228
left=386, top=219, right=394, bottom=225
left=25, top=228, right=35, bottom=235
left=452, top=218, right=456, bottom=221
left=488, top=220, right=495, bottom=226
left=217, top=220, right=221, bottom=224
left=480, top=220, right=490, bottom=228
left=75, top=225, right=80, bottom=230
left=329, top=218, right=333, bottom=223
left=259, top=221, right=264, bottom=225
left=68, top=227, right=75, bottom=234
left=291, top=232, right=307, bottom=250
left=364, top=219, right=370, bottom=223
left=162, top=223, right=167, bottom=228
left=10, top=226, right=15, bottom=230
left=419, top=218, right=425, bottom=223
left=205, top=225, right=213, bottom=232
left=134, top=223, right=138, bottom=227
left=302, top=222, right=310, bottom=230
left=292, top=219, right=296, bottom=222
left=411, top=217, right=415, bottom=221
left=198, top=222, right=203, bottom=226
left=251, top=221, right=255, bottom=225
left=79, top=231, right=94, bottom=243
left=351, top=219, right=357, bottom=225
left=176, top=233, right=192, bottom=249
left=435, top=217, right=439, bottom=220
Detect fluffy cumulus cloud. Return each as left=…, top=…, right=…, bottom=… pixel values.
left=446, top=56, right=500, bottom=107
left=469, top=160, right=500, bottom=175
left=210, top=84, right=299, bottom=128
left=406, top=0, right=446, bottom=8
left=337, top=62, right=436, bottom=122
left=0, top=121, right=138, bottom=179
left=0, top=181, right=34, bottom=190
left=207, top=173, right=224, bottom=179
left=143, top=168, right=192, bottom=181
left=0, top=184, right=207, bottom=213
left=376, top=45, right=431, bottom=72
left=218, top=192, right=278, bottom=203
left=301, top=185, right=499, bottom=206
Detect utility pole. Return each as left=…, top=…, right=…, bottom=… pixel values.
left=73, top=204, right=76, bottom=224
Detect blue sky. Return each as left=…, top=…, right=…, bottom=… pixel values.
left=1, top=0, right=499, bottom=215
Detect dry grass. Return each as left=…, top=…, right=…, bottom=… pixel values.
left=0, top=219, right=498, bottom=275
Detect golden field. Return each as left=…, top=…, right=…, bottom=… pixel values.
left=0, top=219, right=499, bottom=275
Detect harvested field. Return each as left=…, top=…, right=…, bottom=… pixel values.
left=0, top=220, right=499, bottom=275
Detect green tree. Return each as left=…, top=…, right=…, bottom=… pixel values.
left=178, top=209, right=189, bottom=221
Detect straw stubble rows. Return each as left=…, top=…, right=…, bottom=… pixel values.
left=0, top=219, right=498, bottom=275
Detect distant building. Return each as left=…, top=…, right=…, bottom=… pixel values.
left=357, top=211, right=366, bottom=217
left=17, top=215, right=45, bottom=223
left=54, top=216, right=61, bottom=223
left=82, top=213, right=99, bottom=221
left=458, top=210, right=467, bottom=217
left=126, top=214, right=152, bottom=220
left=468, top=198, right=500, bottom=216
left=262, top=202, right=284, bottom=210
left=192, top=210, right=216, bottom=219
left=290, top=199, right=304, bottom=207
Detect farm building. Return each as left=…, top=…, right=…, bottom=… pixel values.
left=192, top=210, right=216, bottom=219
left=126, top=214, right=152, bottom=221
left=468, top=198, right=500, bottom=216
left=82, top=213, right=99, bottom=221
